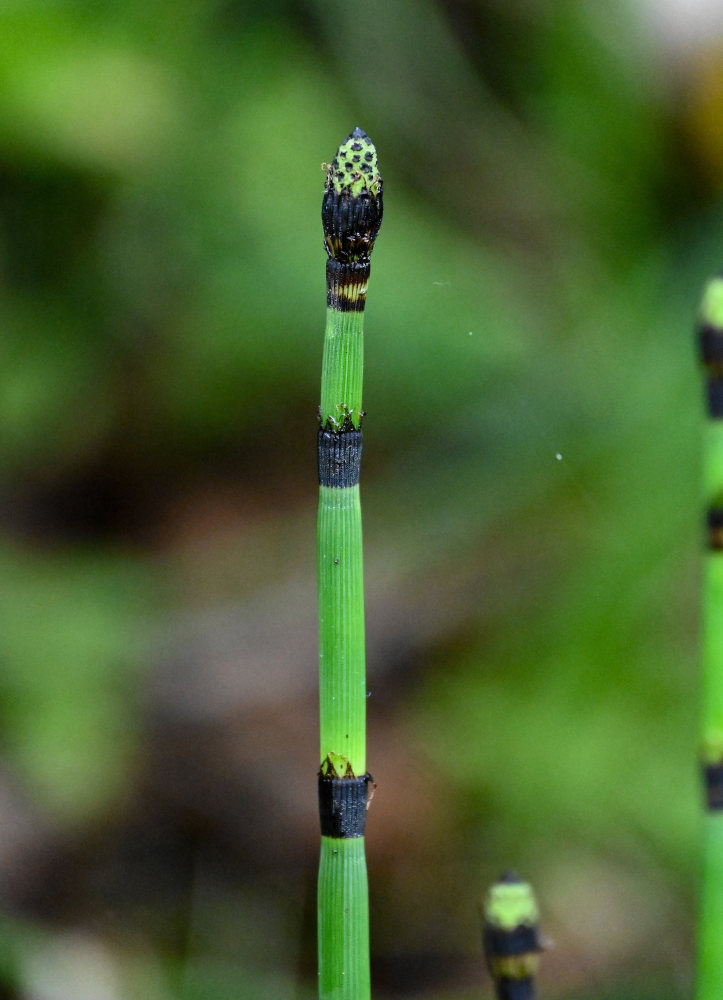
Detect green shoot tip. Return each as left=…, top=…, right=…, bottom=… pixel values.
left=326, top=127, right=382, bottom=198
left=484, top=873, right=539, bottom=929
left=702, top=733, right=723, bottom=766
left=699, top=275, right=723, bottom=329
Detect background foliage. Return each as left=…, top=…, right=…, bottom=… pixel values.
left=1, top=0, right=722, bottom=997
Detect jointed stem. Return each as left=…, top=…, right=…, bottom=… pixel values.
left=316, top=127, right=382, bottom=1000
left=696, top=275, right=723, bottom=1000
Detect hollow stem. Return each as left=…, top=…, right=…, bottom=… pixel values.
left=316, top=127, right=383, bottom=1000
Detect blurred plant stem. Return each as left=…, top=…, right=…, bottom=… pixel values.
left=482, top=873, right=542, bottom=1000
left=696, top=275, right=723, bottom=999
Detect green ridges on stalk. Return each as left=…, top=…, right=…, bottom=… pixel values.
left=317, top=127, right=383, bottom=1000
left=696, top=274, right=723, bottom=1000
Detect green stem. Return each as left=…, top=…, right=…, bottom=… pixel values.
left=699, top=815, right=723, bottom=995
left=702, top=542, right=723, bottom=765
left=318, top=838, right=371, bottom=998
left=318, top=483, right=366, bottom=774
left=320, top=305, right=365, bottom=432
left=316, top=127, right=383, bottom=1000
left=696, top=275, right=723, bottom=1000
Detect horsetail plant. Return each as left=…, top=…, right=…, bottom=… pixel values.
left=482, top=873, right=543, bottom=1000
left=696, top=275, right=723, bottom=1000
left=316, top=127, right=382, bottom=1000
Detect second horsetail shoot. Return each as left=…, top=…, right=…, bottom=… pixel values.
left=316, top=127, right=383, bottom=1000
left=482, top=873, right=543, bottom=1000
left=696, top=275, right=723, bottom=1000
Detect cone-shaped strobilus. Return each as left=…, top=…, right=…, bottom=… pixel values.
left=316, top=128, right=382, bottom=1000
left=482, top=873, right=543, bottom=1000
left=696, top=276, right=723, bottom=1000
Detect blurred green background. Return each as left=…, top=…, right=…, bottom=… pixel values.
left=1, top=0, right=722, bottom=997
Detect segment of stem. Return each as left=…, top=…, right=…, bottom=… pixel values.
left=320, top=305, right=364, bottom=432
left=318, top=483, right=366, bottom=776
left=318, top=838, right=371, bottom=1000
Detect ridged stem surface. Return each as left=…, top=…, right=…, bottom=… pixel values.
left=318, top=483, right=365, bottom=774
left=318, top=838, right=370, bottom=1000
left=320, top=307, right=364, bottom=431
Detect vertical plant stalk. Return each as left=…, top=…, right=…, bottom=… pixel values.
left=317, top=128, right=383, bottom=1000
left=482, top=873, right=542, bottom=1000
left=696, top=275, right=723, bottom=1000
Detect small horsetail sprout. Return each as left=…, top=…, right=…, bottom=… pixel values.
left=316, top=127, right=383, bottom=1000
left=482, top=873, right=542, bottom=1000
left=695, top=275, right=723, bottom=1000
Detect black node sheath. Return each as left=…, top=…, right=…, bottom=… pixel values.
left=705, top=762, right=723, bottom=810
left=707, top=376, right=723, bottom=418
left=318, top=429, right=362, bottom=487
left=318, top=773, right=371, bottom=838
